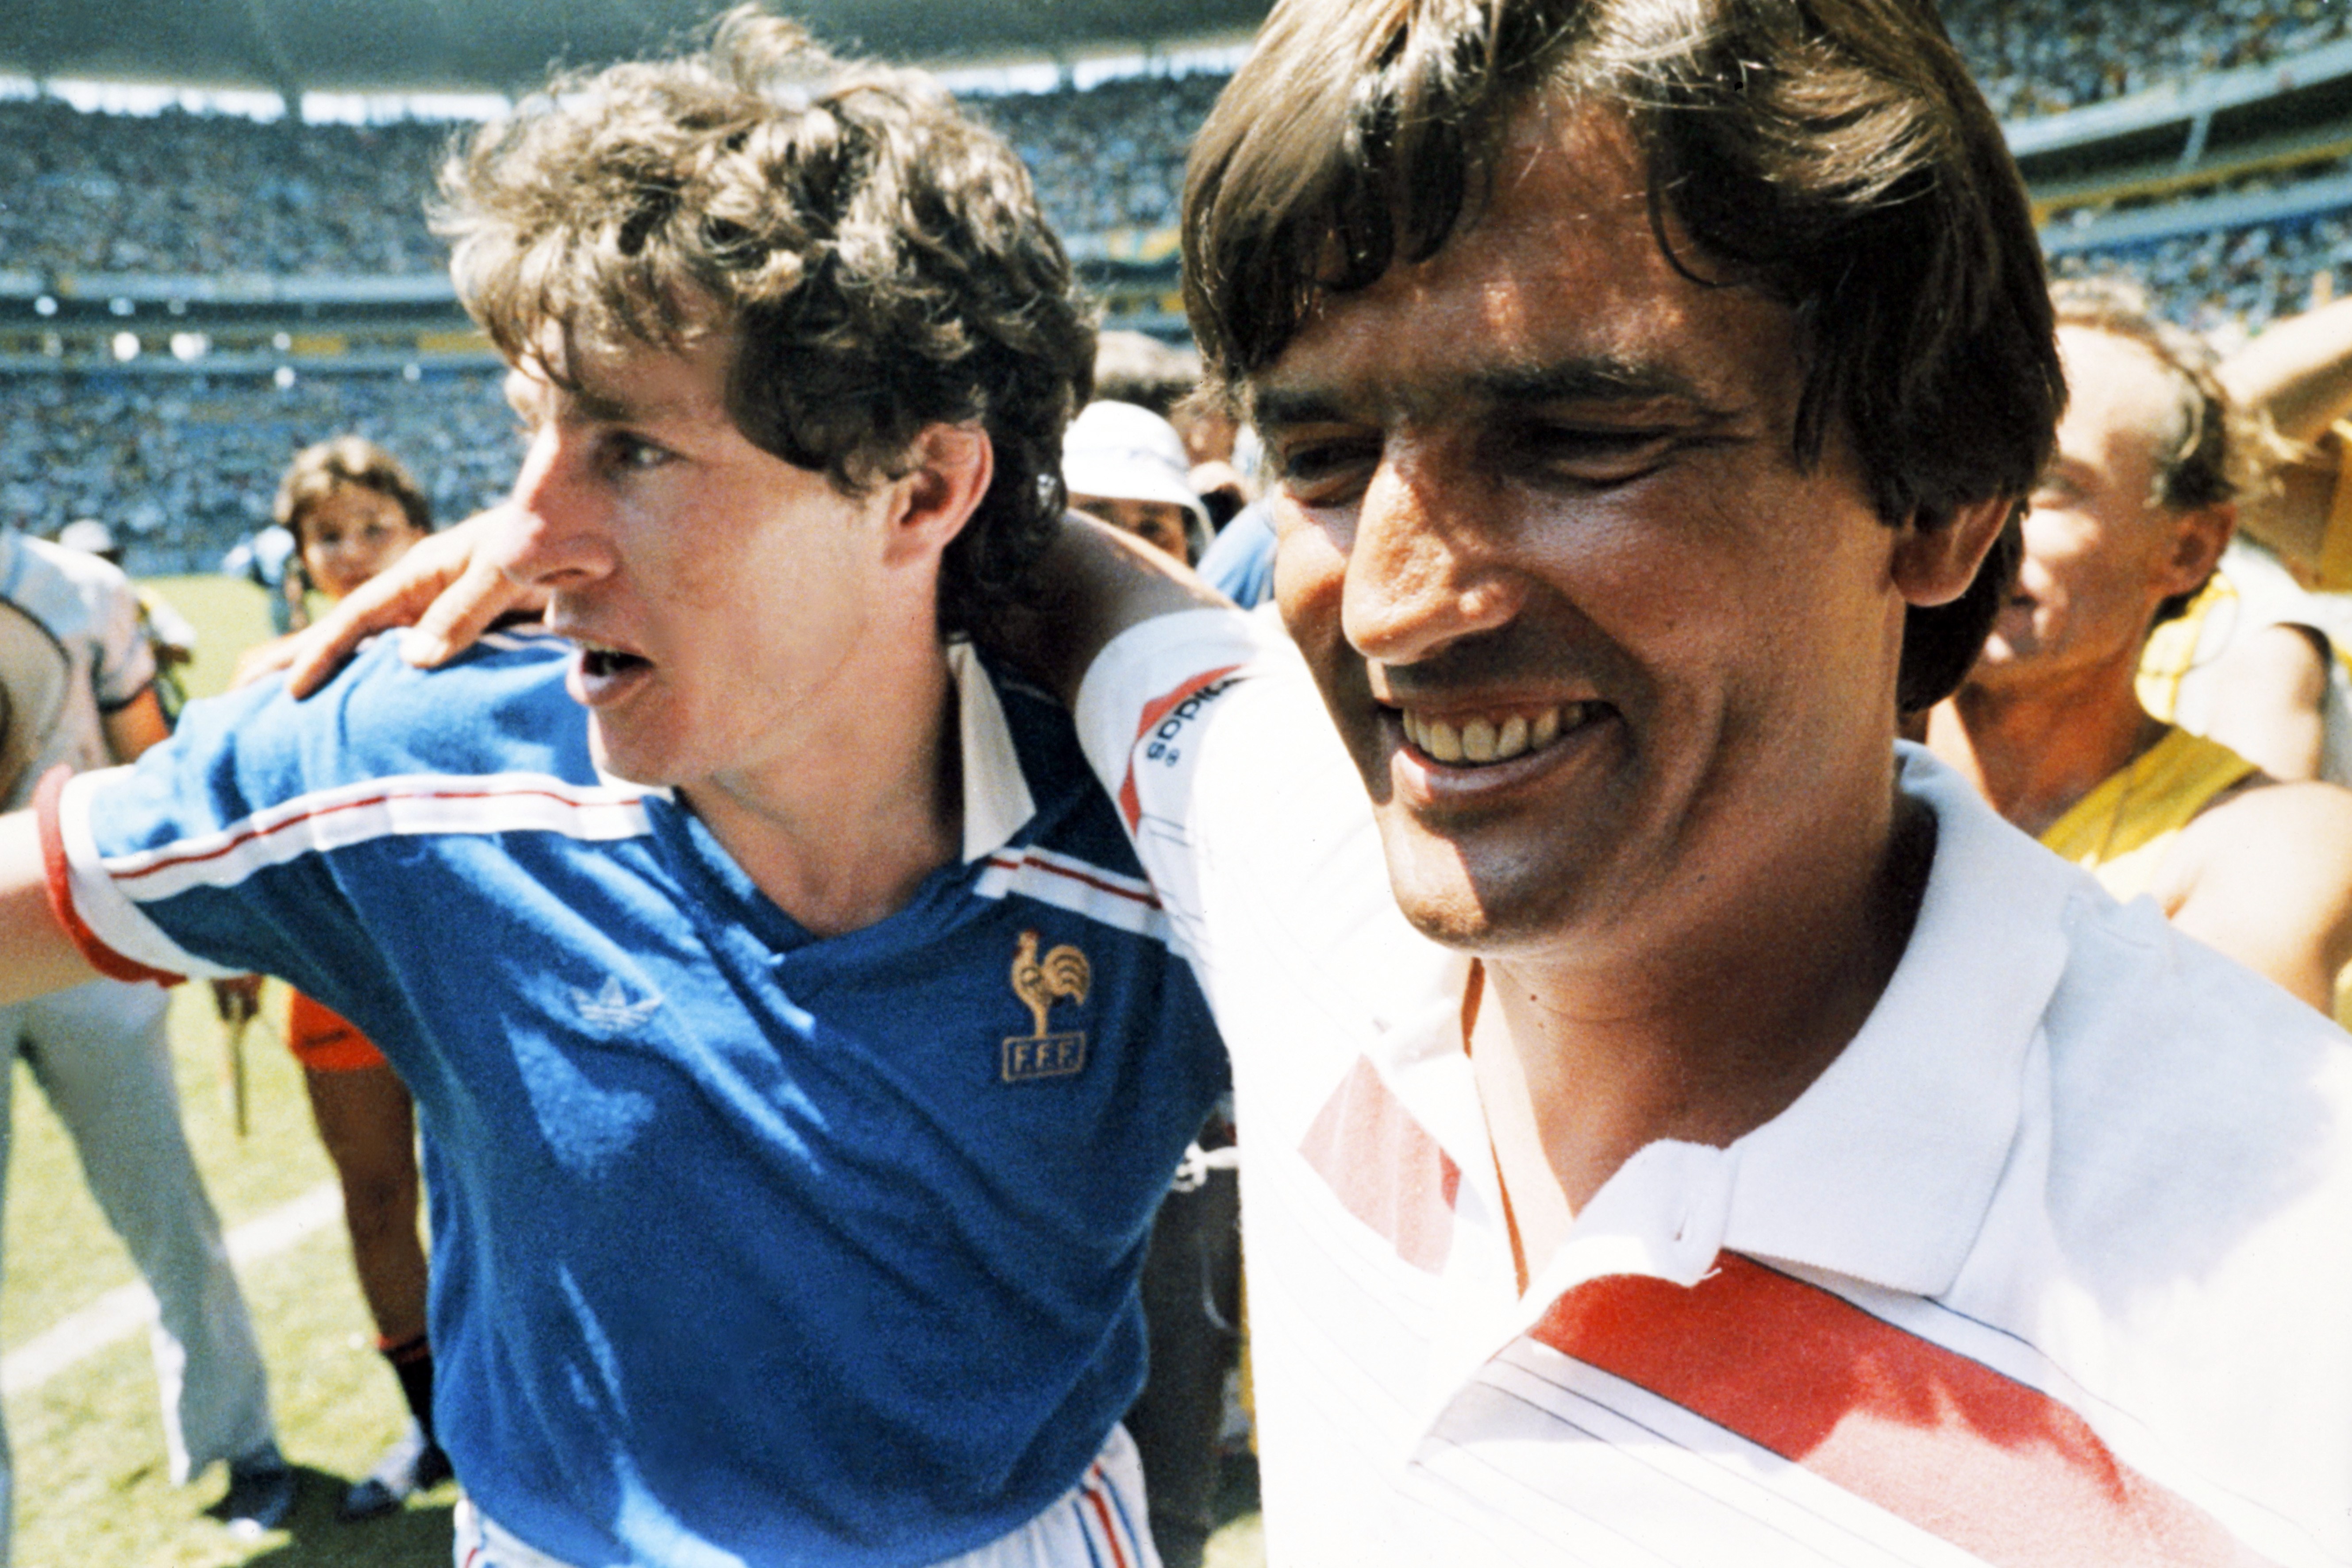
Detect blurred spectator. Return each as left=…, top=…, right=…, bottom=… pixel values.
left=1921, top=281, right=2352, bottom=1016
left=0, top=523, right=295, bottom=1536
left=1195, top=497, right=1277, bottom=609
left=220, top=525, right=300, bottom=634
left=1168, top=387, right=1259, bottom=532
left=1063, top=400, right=1211, bottom=565
left=227, top=435, right=452, bottom=1522
left=54, top=515, right=196, bottom=720
left=1092, top=331, right=1199, bottom=418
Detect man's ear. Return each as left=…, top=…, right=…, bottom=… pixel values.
left=886, top=423, right=994, bottom=566
left=2159, top=501, right=2234, bottom=602
left=1891, top=493, right=2013, bottom=608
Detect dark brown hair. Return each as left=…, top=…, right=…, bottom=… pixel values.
left=274, top=435, right=433, bottom=546
left=1185, top=0, right=2064, bottom=711
left=437, top=6, right=1096, bottom=639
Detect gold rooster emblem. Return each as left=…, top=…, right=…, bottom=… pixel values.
left=1012, top=930, right=1090, bottom=1036
left=1003, top=930, right=1093, bottom=1083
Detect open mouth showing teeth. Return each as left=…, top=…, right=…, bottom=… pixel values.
left=1398, top=701, right=1603, bottom=765
left=580, top=646, right=651, bottom=677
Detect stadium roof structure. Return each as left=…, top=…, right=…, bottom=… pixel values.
left=2, top=0, right=1271, bottom=99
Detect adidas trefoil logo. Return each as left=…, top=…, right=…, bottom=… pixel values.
left=571, top=975, right=663, bottom=1031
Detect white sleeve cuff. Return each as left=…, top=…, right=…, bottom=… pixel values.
left=55, top=769, right=237, bottom=980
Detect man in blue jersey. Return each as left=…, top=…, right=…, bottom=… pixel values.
left=0, top=12, right=1224, bottom=1566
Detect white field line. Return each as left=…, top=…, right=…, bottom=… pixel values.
left=3, top=1180, right=343, bottom=1396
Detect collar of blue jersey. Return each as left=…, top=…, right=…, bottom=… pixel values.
left=947, top=641, right=1035, bottom=863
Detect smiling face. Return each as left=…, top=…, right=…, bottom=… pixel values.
left=1971, top=324, right=2228, bottom=694
left=297, top=484, right=429, bottom=601
left=493, top=330, right=928, bottom=797
left=1253, top=101, right=1959, bottom=959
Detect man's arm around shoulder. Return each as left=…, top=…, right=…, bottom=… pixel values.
left=2163, top=778, right=2352, bottom=1010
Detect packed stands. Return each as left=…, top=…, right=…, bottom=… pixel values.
left=971, top=73, right=1229, bottom=236
left=1943, top=0, right=2351, bottom=120
left=7, top=16, right=2352, bottom=282
left=2051, top=203, right=2352, bottom=339
left=0, top=99, right=452, bottom=277
left=0, top=370, right=517, bottom=572
left=13, top=9, right=2352, bottom=567
left=0, top=74, right=1232, bottom=282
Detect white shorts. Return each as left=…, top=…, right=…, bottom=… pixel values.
left=452, top=1422, right=1161, bottom=1568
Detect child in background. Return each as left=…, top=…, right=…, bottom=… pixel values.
left=220, top=436, right=450, bottom=1520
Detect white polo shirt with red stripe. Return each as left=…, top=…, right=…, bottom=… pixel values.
left=1076, top=609, right=2352, bottom=1568
left=50, top=627, right=1225, bottom=1568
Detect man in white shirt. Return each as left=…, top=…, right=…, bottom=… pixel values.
left=1079, top=0, right=2350, bottom=1558
left=0, top=528, right=288, bottom=1545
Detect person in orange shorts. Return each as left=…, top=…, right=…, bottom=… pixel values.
left=222, top=436, right=451, bottom=1520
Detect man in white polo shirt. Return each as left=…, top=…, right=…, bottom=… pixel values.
left=1071, top=0, right=2349, bottom=1560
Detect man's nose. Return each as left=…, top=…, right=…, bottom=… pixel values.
left=1340, top=447, right=1522, bottom=666
left=496, top=430, right=615, bottom=590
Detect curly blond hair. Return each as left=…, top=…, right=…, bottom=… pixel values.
left=437, top=6, right=1095, bottom=637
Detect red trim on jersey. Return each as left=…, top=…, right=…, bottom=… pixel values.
left=1532, top=1253, right=2274, bottom=1566
left=1119, top=666, right=1240, bottom=831
left=1082, top=1463, right=1132, bottom=1568
left=1299, top=1055, right=1462, bottom=1273
left=982, top=849, right=1160, bottom=909
left=36, top=765, right=183, bottom=986
left=110, top=781, right=642, bottom=883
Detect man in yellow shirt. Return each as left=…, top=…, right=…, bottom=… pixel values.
left=1925, top=281, right=2352, bottom=1010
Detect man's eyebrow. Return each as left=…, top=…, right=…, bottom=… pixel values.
left=1473, top=356, right=1719, bottom=410
left=1252, top=356, right=1732, bottom=430
left=570, top=385, right=642, bottom=424
left=1249, top=385, right=1351, bottom=431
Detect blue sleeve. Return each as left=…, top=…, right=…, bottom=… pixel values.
left=87, top=662, right=378, bottom=997
left=81, top=632, right=586, bottom=1024
left=1197, top=500, right=1278, bottom=608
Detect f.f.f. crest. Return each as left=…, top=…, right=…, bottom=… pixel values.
left=1004, top=930, right=1090, bottom=1082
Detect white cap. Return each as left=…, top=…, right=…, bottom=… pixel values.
left=1062, top=401, right=1209, bottom=528
left=58, top=518, right=117, bottom=556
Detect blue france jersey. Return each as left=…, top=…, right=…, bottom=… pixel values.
left=63, top=630, right=1228, bottom=1567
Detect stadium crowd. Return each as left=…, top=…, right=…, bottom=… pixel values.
left=1940, top=0, right=2350, bottom=119
left=970, top=72, right=1230, bottom=236
left=0, top=75, right=1233, bottom=282
left=2, top=0, right=2344, bottom=285
left=0, top=371, right=515, bottom=573
left=0, top=100, right=452, bottom=277
left=2055, top=202, right=2352, bottom=341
